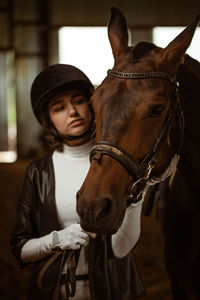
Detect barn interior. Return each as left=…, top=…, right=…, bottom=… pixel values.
left=1, top=0, right=200, bottom=299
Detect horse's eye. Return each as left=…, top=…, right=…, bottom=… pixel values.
left=148, top=104, right=165, bottom=118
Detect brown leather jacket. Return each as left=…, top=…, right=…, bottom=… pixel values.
left=10, top=155, right=144, bottom=300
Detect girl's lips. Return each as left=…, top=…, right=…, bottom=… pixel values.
left=70, top=119, right=84, bottom=127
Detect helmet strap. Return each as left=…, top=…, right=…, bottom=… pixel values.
left=50, top=119, right=95, bottom=142
left=60, top=122, right=95, bottom=141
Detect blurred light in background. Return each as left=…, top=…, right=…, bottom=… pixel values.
left=0, top=51, right=17, bottom=163
left=153, top=27, right=200, bottom=61
left=59, top=27, right=114, bottom=86
left=0, top=151, right=17, bottom=163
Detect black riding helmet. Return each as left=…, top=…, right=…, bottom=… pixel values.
left=31, top=64, right=94, bottom=141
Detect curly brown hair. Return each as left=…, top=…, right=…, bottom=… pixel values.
left=38, top=103, right=64, bottom=152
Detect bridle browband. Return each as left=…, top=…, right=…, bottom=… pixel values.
left=107, top=69, right=177, bottom=85
left=90, top=69, right=184, bottom=203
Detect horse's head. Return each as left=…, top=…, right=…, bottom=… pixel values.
left=77, top=7, right=200, bottom=234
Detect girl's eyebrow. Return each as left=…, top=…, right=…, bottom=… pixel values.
left=49, top=99, right=64, bottom=108
left=49, top=92, right=85, bottom=108
left=72, top=92, right=84, bottom=98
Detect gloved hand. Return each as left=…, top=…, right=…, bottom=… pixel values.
left=55, top=224, right=91, bottom=250
left=21, top=225, right=96, bottom=263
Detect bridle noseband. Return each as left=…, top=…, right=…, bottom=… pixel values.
left=90, top=69, right=184, bottom=203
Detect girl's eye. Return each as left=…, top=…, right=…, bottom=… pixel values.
left=73, top=97, right=87, bottom=105
left=54, top=105, right=65, bottom=112
left=148, top=104, right=166, bottom=118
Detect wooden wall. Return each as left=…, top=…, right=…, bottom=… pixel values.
left=0, top=0, right=200, bottom=158
left=48, top=0, right=200, bottom=27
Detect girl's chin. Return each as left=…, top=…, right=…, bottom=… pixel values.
left=65, top=127, right=89, bottom=137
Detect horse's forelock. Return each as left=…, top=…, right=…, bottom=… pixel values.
left=131, top=42, right=157, bottom=63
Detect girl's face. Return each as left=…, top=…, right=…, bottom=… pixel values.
left=48, top=89, right=92, bottom=146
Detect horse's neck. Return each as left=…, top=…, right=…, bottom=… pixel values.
left=176, top=55, right=200, bottom=175
left=177, top=54, right=200, bottom=142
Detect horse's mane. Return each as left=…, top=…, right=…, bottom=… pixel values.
left=177, top=55, right=200, bottom=141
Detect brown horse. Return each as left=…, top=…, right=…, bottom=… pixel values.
left=77, top=7, right=200, bottom=299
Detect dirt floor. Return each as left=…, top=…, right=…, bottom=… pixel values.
left=0, top=159, right=173, bottom=300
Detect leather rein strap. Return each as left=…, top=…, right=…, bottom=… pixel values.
left=90, top=69, right=182, bottom=203
left=37, top=250, right=77, bottom=300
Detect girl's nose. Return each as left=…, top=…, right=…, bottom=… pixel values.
left=69, top=103, right=78, bottom=117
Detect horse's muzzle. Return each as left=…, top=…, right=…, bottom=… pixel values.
left=76, top=190, right=125, bottom=235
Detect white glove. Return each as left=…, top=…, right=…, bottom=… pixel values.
left=21, top=224, right=96, bottom=263
left=55, top=224, right=90, bottom=250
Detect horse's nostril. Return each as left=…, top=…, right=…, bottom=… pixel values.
left=94, top=197, right=112, bottom=220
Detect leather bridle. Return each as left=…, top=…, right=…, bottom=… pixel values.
left=90, top=69, right=184, bottom=203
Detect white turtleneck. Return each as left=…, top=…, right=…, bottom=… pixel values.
left=53, top=140, right=94, bottom=228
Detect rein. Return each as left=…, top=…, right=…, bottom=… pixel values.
left=90, top=69, right=184, bottom=203
left=37, top=250, right=78, bottom=300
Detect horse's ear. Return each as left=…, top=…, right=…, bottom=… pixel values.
left=108, top=7, right=129, bottom=60
left=159, top=14, right=200, bottom=74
